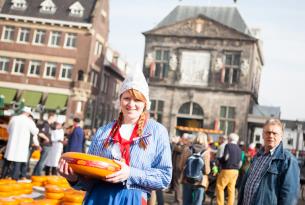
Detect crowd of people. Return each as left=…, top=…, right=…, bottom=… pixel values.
left=0, top=107, right=92, bottom=180
left=0, top=70, right=301, bottom=205
left=169, top=118, right=300, bottom=205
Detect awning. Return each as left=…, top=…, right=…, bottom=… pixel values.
left=44, top=93, right=68, bottom=110
left=0, top=87, right=17, bottom=104
left=21, top=91, right=42, bottom=107
left=176, top=126, right=223, bottom=134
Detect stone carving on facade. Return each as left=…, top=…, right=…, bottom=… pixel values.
left=215, top=57, right=224, bottom=72
left=144, top=52, right=154, bottom=68
left=144, top=52, right=156, bottom=77
left=169, top=53, right=177, bottom=71
left=195, top=18, right=205, bottom=33
left=240, top=59, right=249, bottom=76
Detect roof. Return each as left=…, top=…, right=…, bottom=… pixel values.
left=0, top=0, right=97, bottom=23
left=154, top=5, right=253, bottom=37
left=252, top=105, right=281, bottom=118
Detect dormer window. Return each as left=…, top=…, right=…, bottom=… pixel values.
left=11, top=0, right=27, bottom=10
left=40, top=0, right=56, bottom=14
left=69, top=2, right=84, bottom=17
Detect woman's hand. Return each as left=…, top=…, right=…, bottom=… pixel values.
left=105, top=160, right=130, bottom=183
left=58, top=158, right=78, bottom=182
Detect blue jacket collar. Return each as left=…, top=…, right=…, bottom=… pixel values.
left=258, top=142, right=285, bottom=160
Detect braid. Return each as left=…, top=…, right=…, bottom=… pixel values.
left=137, top=111, right=148, bottom=149
left=103, top=112, right=123, bottom=148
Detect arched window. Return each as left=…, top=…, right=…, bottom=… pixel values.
left=178, top=102, right=203, bottom=116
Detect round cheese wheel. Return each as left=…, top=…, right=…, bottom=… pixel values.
left=61, top=152, right=121, bottom=178
left=31, top=176, right=47, bottom=182
left=62, top=193, right=84, bottom=203
left=0, top=198, right=18, bottom=205
left=31, top=199, right=60, bottom=205
left=45, top=192, right=64, bottom=200
left=14, top=197, right=34, bottom=203
left=45, top=185, right=65, bottom=193
left=61, top=203, right=82, bottom=205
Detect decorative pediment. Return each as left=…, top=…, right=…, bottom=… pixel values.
left=146, top=16, right=254, bottom=40
left=11, top=0, right=27, bottom=10
left=69, top=1, right=84, bottom=17
left=40, top=0, right=56, bottom=14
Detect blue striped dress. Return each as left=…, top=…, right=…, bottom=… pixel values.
left=75, top=119, right=172, bottom=205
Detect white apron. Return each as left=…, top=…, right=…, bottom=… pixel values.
left=45, top=128, right=64, bottom=167
left=4, top=114, right=39, bottom=162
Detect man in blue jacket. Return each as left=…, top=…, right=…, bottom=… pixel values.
left=66, top=117, right=84, bottom=153
left=238, top=118, right=300, bottom=205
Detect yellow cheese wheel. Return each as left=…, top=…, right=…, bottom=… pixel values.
left=62, top=193, right=85, bottom=203
left=61, top=152, right=121, bottom=179
left=45, top=192, right=64, bottom=200
left=0, top=198, right=18, bottom=205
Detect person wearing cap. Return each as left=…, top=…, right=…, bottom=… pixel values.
left=59, top=70, right=172, bottom=205
left=4, top=106, right=39, bottom=180
left=238, top=118, right=299, bottom=205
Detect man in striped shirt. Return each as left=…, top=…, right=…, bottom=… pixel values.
left=238, top=118, right=300, bottom=205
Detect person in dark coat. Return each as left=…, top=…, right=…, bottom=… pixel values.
left=65, top=117, right=84, bottom=153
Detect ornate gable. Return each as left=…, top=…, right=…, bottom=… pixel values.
left=146, top=16, right=254, bottom=40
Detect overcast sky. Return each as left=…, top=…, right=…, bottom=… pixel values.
left=108, top=0, right=305, bottom=120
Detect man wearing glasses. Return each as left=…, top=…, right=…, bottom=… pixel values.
left=238, top=118, right=300, bottom=205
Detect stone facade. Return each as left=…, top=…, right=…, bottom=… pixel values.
left=143, top=7, right=264, bottom=140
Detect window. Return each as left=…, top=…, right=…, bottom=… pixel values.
left=255, top=135, right=260, bottom=142
left=13, top=59, right=25, bottom=74
left=64, top=33, right=76, bottom=48
left=90, top=71, right=98, bottom=87
left=28, top=61, right=41, bottom=76
left=221, top=52, right=241, bottom=84
left=33, top=30, right=46, bottom=44
left=178, top=102, right=204, bottom=116
left=40, top=0, right=56, bottom=14
left=0, top=57, right=10, bottom=72
left=2, top=26, right=15, bottom=41
left=18, top=28, right=30, bottom=43
left=101, top=73, right=109, bottom=93
left=152, top=49, right=169, bottom=79
left=219, top=106, right=235, bottom=135
left=69, top=2, right=84, bottom=17
left=150, top=100, right=164, bottom=123
left=94, top=41, right=103, bottom=56
left=45, top=62, right=57, bottom=78
left=11, top=0, right=27, bottom=10
left=60, top=64, right=72, bottom=80
left=49, top=31, right=61, bottom=47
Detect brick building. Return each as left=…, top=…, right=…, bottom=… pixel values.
left=143, top=6, right=264, bottom=139
left=0, top=0, right=109, bottom=126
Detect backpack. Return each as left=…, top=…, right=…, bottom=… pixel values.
left=184, top=147, right=205, bottom=184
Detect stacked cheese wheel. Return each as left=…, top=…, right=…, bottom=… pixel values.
left=0, top=179, right=33, bottom=197
left=31, top=176, right=70, bottom=189
left=44, top=185, right=66, bottom=202
left=61, top=190, right=86, bottom=205
left=61, top=152, right=121, bottom=179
